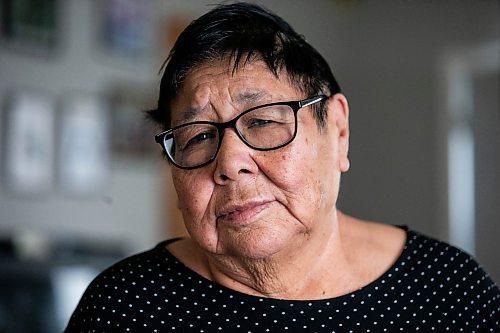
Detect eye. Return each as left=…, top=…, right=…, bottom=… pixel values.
left=183, top=131, right=217, bottom=150
left=241, top=104, right=293, bottom=130
left=248, top=118, right=276, bottom=128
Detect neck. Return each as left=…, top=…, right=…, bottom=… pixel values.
left=206, top=211, right=357, bottom=300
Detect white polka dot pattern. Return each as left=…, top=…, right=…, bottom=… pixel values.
left=65, top=229, right=500, bottom=332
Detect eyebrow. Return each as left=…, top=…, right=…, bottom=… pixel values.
left=173, top=90, right=271, bottom=126
left=235, top=90, right=268, bottom=105
left=176, top=106, right=204, bottom=126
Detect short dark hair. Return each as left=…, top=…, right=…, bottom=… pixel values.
left=148, top=1, right=341, bottom=129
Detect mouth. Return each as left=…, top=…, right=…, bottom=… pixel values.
left=216, top=200, right=273, bottom=226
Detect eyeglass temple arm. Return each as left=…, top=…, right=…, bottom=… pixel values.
left=299, top=95, right=328, bottom=108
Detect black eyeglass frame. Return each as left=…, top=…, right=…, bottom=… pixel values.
left=154, top=95, right=328, bottom=170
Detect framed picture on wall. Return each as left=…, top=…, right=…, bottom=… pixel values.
left=108, top=83, right=156, bottom=156
left=97, top=0, right=152, bottom=58
left=58, top=93, right=110, bottom=196
left=3, top=90, right=56, bottom=195
left=0, top=0, right=59, bottom=53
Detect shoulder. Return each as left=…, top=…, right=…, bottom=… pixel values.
left=413, top=230, right=499, bottom=287
left=85, top=239, right=176, bottom=284
left=402, top=229, right=500, bottom=325
left=400, top=227, right=496, bottom=288
left=81, top=239, right=186, bottom=292
left=351, top=222, right=500, bottom=330
left=342, top=213, right=494, bottom=287
left=64, top=239, right=184, bottom=331
left=405, top=228, right=486, bottom=273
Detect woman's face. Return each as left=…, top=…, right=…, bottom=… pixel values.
left=169, top=59, right=349, bottom=260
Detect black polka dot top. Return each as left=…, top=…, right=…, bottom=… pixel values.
left=65, top=229, right=500, bottom=332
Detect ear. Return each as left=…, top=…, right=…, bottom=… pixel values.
left=327, top=93, right=350, bottom=172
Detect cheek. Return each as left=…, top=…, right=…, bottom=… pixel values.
left=172, top=172, right=214, bottom=224
left=261, top=144, right=323, bottom=202
left=171, top=171, right=222, bottom=253
left=259, top=138, right=338, bottom=220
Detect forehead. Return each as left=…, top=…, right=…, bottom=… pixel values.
left=170, top=59, right=302, bottom=126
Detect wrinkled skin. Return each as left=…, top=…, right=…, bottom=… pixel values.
left=170, top=60, right=349, bottom=260
left=167, top=59, right=404, bottom=299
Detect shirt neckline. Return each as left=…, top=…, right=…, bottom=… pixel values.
left=156, top=226, right=416, bottom=305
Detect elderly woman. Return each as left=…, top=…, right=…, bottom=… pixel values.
left=66, top=2, right=499, bottom=332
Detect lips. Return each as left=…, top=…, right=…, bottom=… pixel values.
left=216, top=200, right=272, bottom=226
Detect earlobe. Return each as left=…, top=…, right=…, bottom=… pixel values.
left=340, top=156, right=350, bottom=172
left=328, top=93, right=350, bottom=173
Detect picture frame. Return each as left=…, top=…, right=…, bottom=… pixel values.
left=58, top=93, right=110, bottom=196
left=97, top=0, right=152, bottom=58
left=108, top=83, right=157, bottom=157
left=0, top=0, right=59, bottom=54
left=2, top=90, right=56, bottom=195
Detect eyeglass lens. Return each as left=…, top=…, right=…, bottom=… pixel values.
left=164, top=104, right=296, bottom=168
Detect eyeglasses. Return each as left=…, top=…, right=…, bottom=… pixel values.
left=154, top=95, right=327, bottom=170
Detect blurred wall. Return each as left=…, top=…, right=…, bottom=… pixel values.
left=0, top=0, right=165, bottom=254
left=0, top=0, right=498, bottom=277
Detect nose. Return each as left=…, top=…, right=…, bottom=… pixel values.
left=213, top=129, right=258, bottom=184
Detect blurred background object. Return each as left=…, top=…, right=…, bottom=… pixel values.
left=1, top=0, right=59, bottom=54
left=0, top=0, right=498, bottom=332
left=3, top=91, right=56, bottom=195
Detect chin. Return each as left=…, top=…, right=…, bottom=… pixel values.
left=218, top=226, right=302, bottom=260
